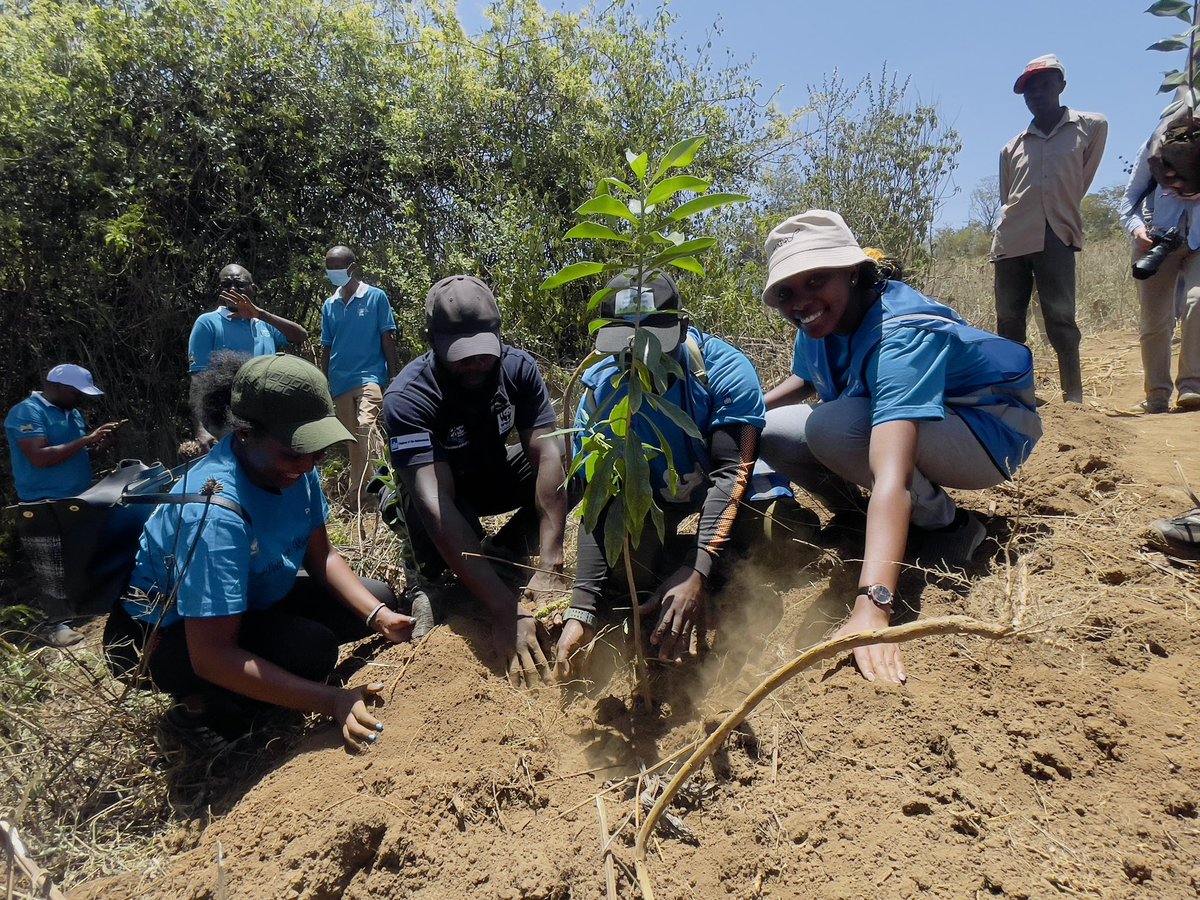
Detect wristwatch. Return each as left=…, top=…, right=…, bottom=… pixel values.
left=856, top=584, right=895, bottom=615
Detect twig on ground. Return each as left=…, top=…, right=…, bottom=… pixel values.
left=215, top=840, right=227, bottom=900
left=0, top=820, right=67, bottom=900
left=632, top=615, right=1026, bottom=898
left=388, top=632, right=432, bottom=701
left=771, top=723, right=779, bottom=784
left=596, top=796, right=617, bottom=900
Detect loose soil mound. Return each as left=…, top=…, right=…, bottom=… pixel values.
left=78, top=330, right=1200, bottom=899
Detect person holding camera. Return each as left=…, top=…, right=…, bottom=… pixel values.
left=1118, top=132, right=1200, bottom=414
left=991, top=54, right=1107, bottom=404
left=188, top=264, right=308, bottom=449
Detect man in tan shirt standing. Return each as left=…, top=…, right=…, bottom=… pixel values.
left=991, top=54, right=1107, bottom=403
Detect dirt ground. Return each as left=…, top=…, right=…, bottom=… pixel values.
left=76, top=329, right=1200, bottom=899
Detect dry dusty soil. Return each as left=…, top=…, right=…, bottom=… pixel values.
left=79, top=330, right=1200, bottom=899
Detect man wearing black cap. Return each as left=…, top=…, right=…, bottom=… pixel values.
left=553, top=270, right=769, bottom=677
left=382, top=275, right=568, bottom=687
left=991, top=54, right=1107, bottom=403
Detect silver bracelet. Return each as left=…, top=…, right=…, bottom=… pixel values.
left=365, top=603, right=386, bottom=629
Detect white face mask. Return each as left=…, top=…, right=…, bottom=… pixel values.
left=326, top=268, right=351, bottom=287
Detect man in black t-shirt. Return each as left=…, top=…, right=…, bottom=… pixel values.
left=382, top=275, right=568, bottom=687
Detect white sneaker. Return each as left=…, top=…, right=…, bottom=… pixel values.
left=43, top=622, right=84, bottom=648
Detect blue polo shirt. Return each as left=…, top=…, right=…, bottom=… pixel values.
left=123, top=434, right=329, bottom=628
left=4, top=393, right=92, bottom=501
left=790, top=281, right=1041, bottom=477
left=188, top=307, right=289, bottom=374
left=319, top=283, right=397, bottom=398
left=577, top=328, right=766, bottom=501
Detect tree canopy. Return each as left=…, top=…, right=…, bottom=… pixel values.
left=0, top=0, right=961, bottom=500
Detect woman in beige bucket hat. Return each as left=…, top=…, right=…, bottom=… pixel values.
left=758, top=211, right=1042, bottom=684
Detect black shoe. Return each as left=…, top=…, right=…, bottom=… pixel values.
left=157, top=707, right=241, bottom=758
left=1150, top=506, right=1200, bottom=556
left=910, top=509, right=986, bottom=569
left=822, top=508, right=868, bottom=541
left=403, top=585, right=439, bottom=640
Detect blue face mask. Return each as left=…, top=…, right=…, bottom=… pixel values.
left=326, top=268, right=351, bottom=287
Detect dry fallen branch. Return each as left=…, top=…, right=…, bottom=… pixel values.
left=596, top=796, right=617, bottom=900
left=1, top=819, right=67, bottom=900
left=632, top=614, right=1023, bottom=899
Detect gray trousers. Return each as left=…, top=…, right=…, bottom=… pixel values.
left=994, top=223, right=1082, bottom=400
left=1134, top=242, right=1200, bottom=401
left=759, top=398, right=1005, bottom=529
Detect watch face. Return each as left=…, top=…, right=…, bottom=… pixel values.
left=868, top=584, right=894, bottom=609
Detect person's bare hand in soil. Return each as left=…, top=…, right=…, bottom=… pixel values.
left=642, top=565, right=708, bottom=665
left=492, top=610, right=551, bottom=688
left=553, top=617, right=594, bottom=681
left=522, top=566, right=570, bottom=609
left=333, top=682, right=386, bottom=752
left=370, top=607, right=416, bottom=644
left=834, top=599, right=906, bottom=684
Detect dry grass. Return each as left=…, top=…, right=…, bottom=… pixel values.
left=926, top=235, right=1139, bottom=336
left=0, top=621, right=173, bottom=891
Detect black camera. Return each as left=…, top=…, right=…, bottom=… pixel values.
left=1132, top=226, right=1184, bottom=280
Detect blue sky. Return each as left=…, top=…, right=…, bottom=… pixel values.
left=456, top=0, right=1178, bottom=229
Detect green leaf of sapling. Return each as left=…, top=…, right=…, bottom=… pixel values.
left=1146, top=0, right=1192, bottom=21
left=603, top=496, right=626, bottom=565
left=667, top=257, right=705, bottom=276
left=666, top=192, right=751, bottom=221
left=645, top=175, right=710, bottom=206
left=1160, top=71, right=1189, bottom=93
left=564, top=222, right=631, bottom=242
left=625, top=149, right=649, bottom=181
left=652, top=136, right=707, bottom=181
left=539, top=261, right=606, bottom=291
left=601, top=177, right=638, bottom=196
left=643, top=393, right=703, bottom=439
left=576, top=195, right=639, bottom=222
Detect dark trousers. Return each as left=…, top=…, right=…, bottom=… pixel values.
left=402, top=444, right=541, bottom=580
left=570, top=499, right=758, bottom=619
left=994, top=223, right=1083, bottom=399
left=103, top=575, right=393, bottom=735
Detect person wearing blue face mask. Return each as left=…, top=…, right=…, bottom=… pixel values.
left=188, top=264, right=309, bottom=450
left=320, top=245, right=401, bottom=512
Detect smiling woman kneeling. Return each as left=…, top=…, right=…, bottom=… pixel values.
left=103, top=354, right=413, bottom=752
left=758, top=211, right=1042, bottom=685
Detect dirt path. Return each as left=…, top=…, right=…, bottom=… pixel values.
left=79, top=330, right=1200, bottom=899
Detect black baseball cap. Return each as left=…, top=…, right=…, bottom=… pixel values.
left=595, top=270, right=684, bottom=354
left=425, top=275, right=502, bottom=362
